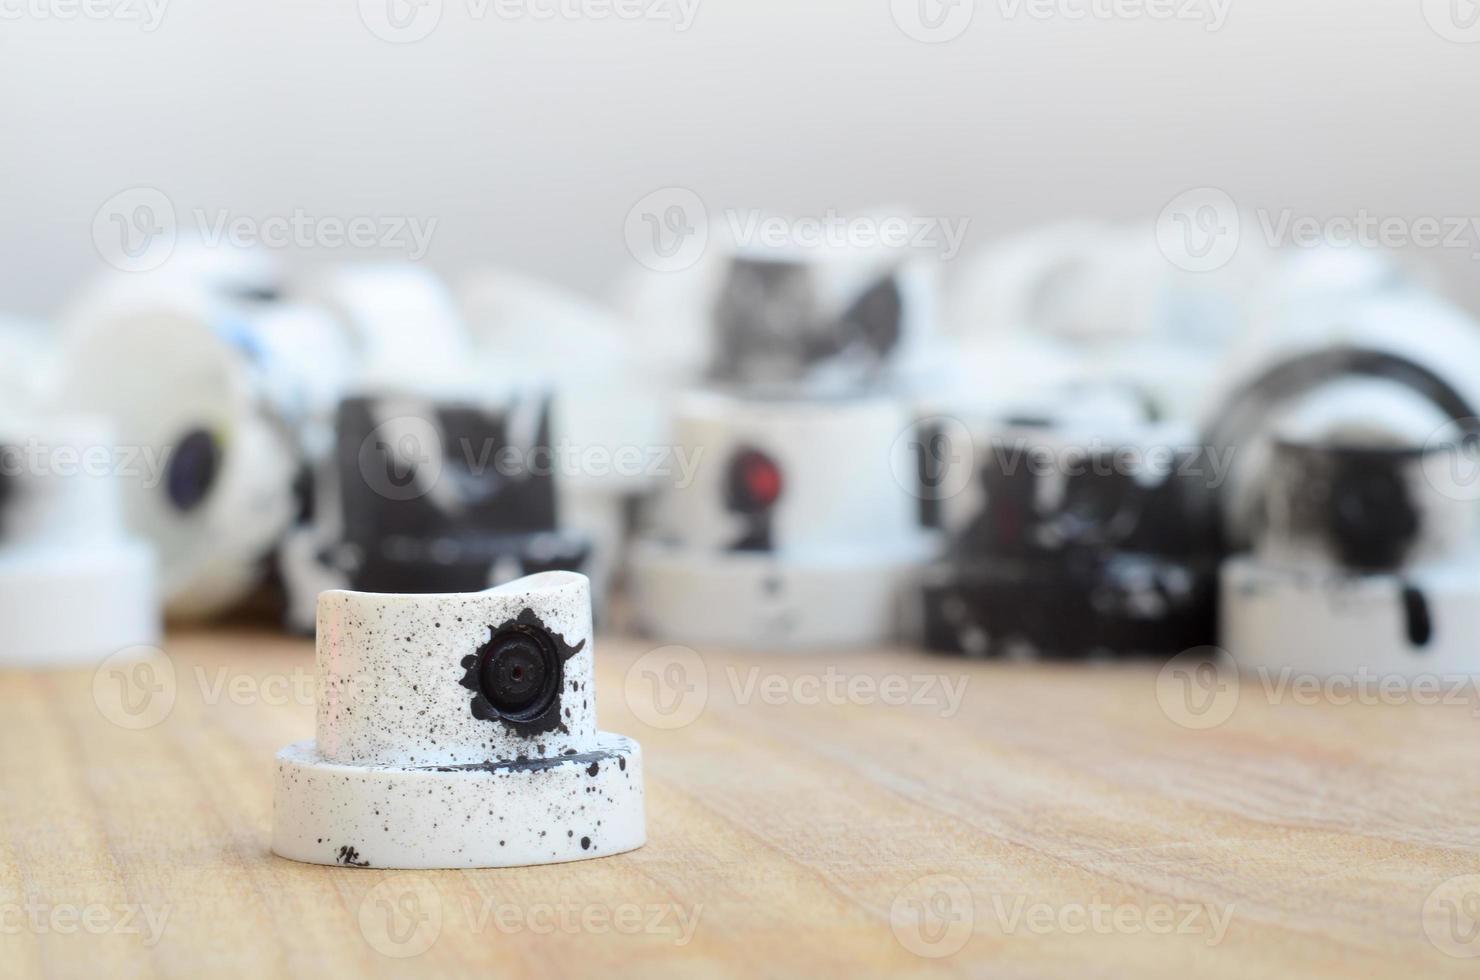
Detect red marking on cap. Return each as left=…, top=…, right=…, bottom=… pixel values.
left=740, top=451, right=782, bottom=508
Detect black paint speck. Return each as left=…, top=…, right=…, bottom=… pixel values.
left=1402, top=583, right=1433, bottom=648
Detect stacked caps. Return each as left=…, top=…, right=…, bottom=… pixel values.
left=461, top=269, right=675, bottom=601
left=57, top=255, right=489, bottom=623
left=1211, top=270, right=1480, bottom=678
left=1222, top=428, right=1480, bottom=678
left=626, top=233, right=941, bottom=650
left=58, top=252, right=348, bottom=619
left=273, top=571, right=644, bottom=869
left=920, top=408, right=1221, bottom=660
left=631, top=390, right=934, bottom=649
left=276, top=267, right=597, bottom=632
left=0, top=414, right=159, bottom=665
left=277, top=390, right=591, bottom=633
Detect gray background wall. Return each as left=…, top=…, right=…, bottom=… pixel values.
left=2, top=0, right=1476, bottom=318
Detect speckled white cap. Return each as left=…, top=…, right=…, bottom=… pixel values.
left=1222, top=554, right=1480, bottom=678
left=0, top=414, right=160, bottom=666
left=315, top=571, right=596, bottom=767
left=275, top=571, right=645, bottom=869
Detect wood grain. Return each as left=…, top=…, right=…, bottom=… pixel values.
left=1, top=627, right=1477, bottom=978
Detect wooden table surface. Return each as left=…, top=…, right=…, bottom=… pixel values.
left=1, top=627, right=1477, bottom=978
